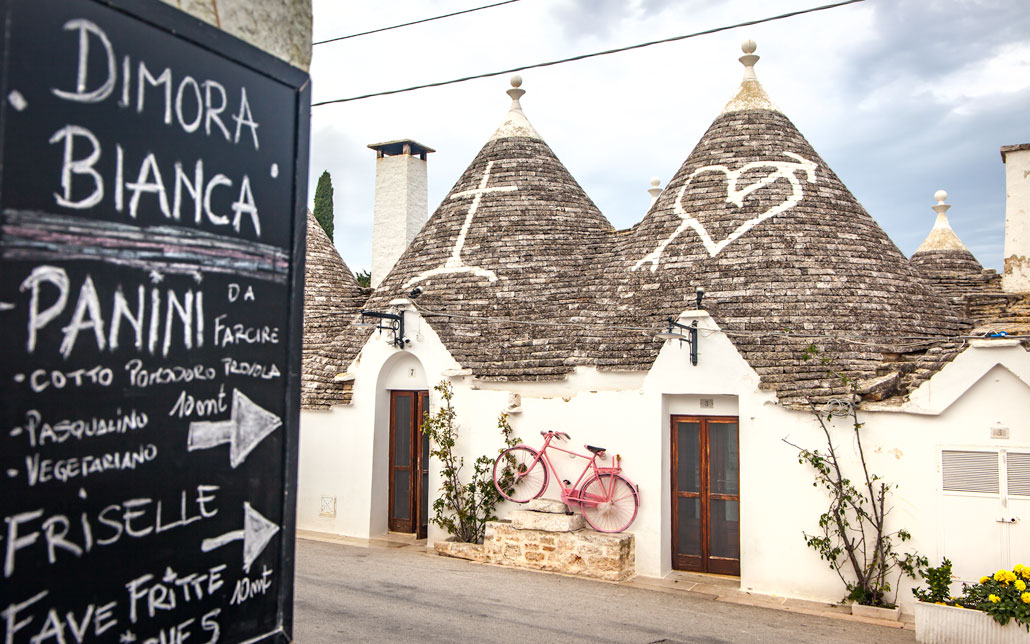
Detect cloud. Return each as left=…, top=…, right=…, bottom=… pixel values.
left=308, top=0, right=1027, bottom=273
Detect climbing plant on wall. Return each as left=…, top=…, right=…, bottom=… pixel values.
left=421, top=381, right=519, bottom=543
left=784, top=344, right=927, bottom=608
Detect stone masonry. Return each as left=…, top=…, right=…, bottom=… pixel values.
left=435, top=500, right=635, bottom=582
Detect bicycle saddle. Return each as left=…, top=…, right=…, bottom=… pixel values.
left=585, top=445, right=606, bottom=454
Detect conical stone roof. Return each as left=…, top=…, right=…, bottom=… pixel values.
left=909, top=190, right=997, bottom=300
left=333, top=44, right=973, bottom=405
left=597, top=42, right=968, bottom=404
left=359, top=76, right=614, bottom=380
left=302, top=211, right=368, bottom=409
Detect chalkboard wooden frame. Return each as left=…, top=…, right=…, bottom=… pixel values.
left=0, top=0, right=309, bottom=642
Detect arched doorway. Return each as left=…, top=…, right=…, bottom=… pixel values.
left=376, top=353, right=430, bottom=537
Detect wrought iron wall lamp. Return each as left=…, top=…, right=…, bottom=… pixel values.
left=655, top=317, right=699, bottom=366
left=353, top=309, right=407, bottom=348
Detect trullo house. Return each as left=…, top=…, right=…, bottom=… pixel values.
left=298, top=42, right=1030, bottom=612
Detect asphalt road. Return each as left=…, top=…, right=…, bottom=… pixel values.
left=293, top=538, right=916, bottom=644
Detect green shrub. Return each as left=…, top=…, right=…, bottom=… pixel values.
left=420, top=381, right=518, bottom=543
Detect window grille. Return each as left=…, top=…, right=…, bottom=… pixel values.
left=941, top=450, right=999, bottom=495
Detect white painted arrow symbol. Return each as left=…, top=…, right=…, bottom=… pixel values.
left=187, top=389, right=281, bottom=468
left=201, top=502, right=280, bottom=572
left=0, top=302, right=14, bottom=311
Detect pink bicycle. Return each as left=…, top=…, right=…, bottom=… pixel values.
left=492, top=430, right=640, bottom=533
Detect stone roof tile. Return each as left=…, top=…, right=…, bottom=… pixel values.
left=301, top=211, right=367, bottom=409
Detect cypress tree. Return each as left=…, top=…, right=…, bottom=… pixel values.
left=313, top=170, right=334, bottom=241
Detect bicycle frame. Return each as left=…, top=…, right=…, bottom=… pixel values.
left=520, top=432, right=626, bottom=509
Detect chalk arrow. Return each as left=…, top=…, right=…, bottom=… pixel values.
left=187, top=389, right=281, bottom=468
left=201, top=502, right=280, bottom=572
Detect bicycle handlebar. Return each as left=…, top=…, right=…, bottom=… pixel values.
left=539, top=430, right=571, bottom=440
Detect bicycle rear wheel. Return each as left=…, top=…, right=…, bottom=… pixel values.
left=493, top=446, right=548, bottom=503
left=579, top=474, right=639, bottom=533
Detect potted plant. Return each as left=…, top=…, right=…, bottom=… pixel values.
left=913, top=560, right=1030, bottom=643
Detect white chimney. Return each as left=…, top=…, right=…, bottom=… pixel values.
left=1001, top=143, right=1030, bottom=293
left=368, top=139, right=434, bottom=289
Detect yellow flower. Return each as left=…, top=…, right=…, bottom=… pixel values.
left=981, top=576, right=991, bottom=584
left=1024, top=569, right=1030, bottom=581
left=1017, top=580, right=1027, bottom=592
left=1022, top=592, right=1030, bottom=605
left=989, top=594, right=1001, bottom=603
left=1006, top=571, right=1018, bottom=583
left=995, top=570, right=1007, bottom=582
left=1016, top=564, right=1025, bottom=574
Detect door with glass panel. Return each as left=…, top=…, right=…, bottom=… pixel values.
left=672, top=416, right=740, bottom=575
left=389, top=390, right=429, bottom=537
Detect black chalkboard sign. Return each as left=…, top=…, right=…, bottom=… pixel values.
left=0, top=1, right=309, bottom=642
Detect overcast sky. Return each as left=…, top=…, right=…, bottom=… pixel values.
left=307, top=0, right=1029, bottom=274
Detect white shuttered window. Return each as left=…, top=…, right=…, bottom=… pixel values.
left=942, top=450, right=1000, bottom=494
left=1008, top=452, right=1030, bottom=497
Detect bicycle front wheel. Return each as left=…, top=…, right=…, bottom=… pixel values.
left=493, top=446, right=548, bottom=503
left=579, top=474, right=639, bottom=533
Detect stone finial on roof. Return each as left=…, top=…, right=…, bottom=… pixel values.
left=914, top=190, right=971, bottom=254
left=490, top=75, right=543, bottom=141
left=721, top=40, right=779, bottom=114
left=740, top=39, right=759, bottom=80
left=911, top=189, right=986, bottom=288
left=648, top=177, right=663, bottom=207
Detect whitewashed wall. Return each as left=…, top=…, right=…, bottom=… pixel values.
left=1002, top=147, right=1030, bottom=292
left=741, top=341, right=1030, bottom=612
left=298, top=308, right=1030, bottom=613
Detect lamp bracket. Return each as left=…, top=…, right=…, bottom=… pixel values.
left=660, top=317, right=699, bottom=366
left=359, top=309, right=407, bottom=348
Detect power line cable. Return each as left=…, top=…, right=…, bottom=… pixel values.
left=313, top=0, right=522, bottom=46
left=312, top=0, right=864, bottom=107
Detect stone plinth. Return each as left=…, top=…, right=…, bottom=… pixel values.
left=511, top=509, right=584, bottom=532
left=525, top=498, right=569, bottom=513
left=434, top=520, right=635, bottom=582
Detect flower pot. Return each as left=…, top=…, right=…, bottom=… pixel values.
left=915, top=601, right=1030, bottom=644
left=851, top=603, right=902, bottom=621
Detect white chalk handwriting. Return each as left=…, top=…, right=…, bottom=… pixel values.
left=2, top=485, right=219, bottom=579
left=23, top=444, right=158, bottom=486
left=10, top=409, right=148, bottom=447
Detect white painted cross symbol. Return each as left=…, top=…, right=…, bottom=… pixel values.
left=633, top=152, right=817, bottom=270
left=405, top=160, right=517, bottom=287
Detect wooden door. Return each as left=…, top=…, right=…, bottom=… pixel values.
left=389, top=390, right=429, bottom=535
left=672, top=415, right=740, bottom=575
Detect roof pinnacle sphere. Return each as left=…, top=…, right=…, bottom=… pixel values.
left=507, top=74, right=525, bottom=103
left=648, top=177, right=663, bottom=206
left=932, top=190, right=952, bottom=217
left=739, top=39, right=759, bottom=80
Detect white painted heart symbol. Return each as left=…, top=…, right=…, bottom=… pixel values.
left=633, top=152, right=817, bottom=270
